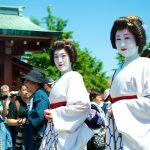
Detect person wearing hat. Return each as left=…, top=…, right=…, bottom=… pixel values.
left=22, top=69, right=50, bottom=150
left=43, top=77, right=55, bottom=95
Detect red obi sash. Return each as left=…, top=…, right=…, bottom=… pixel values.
left=45, top=101, right=67, bottom=124
left=110, top=95, right=137, bottom=103
left=50, top=101, right=67, bottom=109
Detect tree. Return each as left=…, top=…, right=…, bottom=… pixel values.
left=73, top=42, right=109, bottom=92
left=43, top=5, right=73, bottom=39
left=30, top=16, right=40, bottom=26
left=23, top=5, right=109, bottom=92
left=141, top=42, right=150, bottom=58
left=116, top=53, right=124, bottom=65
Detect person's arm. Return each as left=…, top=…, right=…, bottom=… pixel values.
left=6, top=100, right=27, bottom=126
left=6, top=118, right=26, bottom=126
left=28, top=90, right=50, bottom=127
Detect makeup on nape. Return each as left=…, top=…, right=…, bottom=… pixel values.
left=115, top=29, right=139, bottom=58
left=54, top=49, right=72, bottom=75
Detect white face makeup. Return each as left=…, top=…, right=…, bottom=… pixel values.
left=115, top=29, right=139, bottom=58
left=54, top=49, right=72, bottom=75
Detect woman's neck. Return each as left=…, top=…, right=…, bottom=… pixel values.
left=124, top=52, right=139, bottom=63
left=61, top=68, right=72, bottom=76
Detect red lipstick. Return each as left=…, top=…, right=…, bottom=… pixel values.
left=121, top=48, right=126, bottom=51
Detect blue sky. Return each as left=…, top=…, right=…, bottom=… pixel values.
left=1, top=0, right=150, bottom=76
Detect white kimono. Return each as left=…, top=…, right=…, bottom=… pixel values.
left=106, top=56, right=150, bottom=150
left=40, top=71, right=93, bottom=150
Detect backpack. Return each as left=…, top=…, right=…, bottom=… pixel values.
left=87, top=131, right=105, bottom=150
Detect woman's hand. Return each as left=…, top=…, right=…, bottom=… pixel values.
left=44, top=109, right=53, bottom=121
left=17, top=118, right=26, bottom=125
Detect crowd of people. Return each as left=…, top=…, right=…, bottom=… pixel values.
left=0, top=83, right=110, bottom=150
left=0, top=15, right=150, bottom=150
left=0, top=73, right=55, bottom=150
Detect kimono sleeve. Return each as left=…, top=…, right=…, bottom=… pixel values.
left=51, top=72, right=91, bottom=132
left=142, top=58, right=150, bottom=98
left=112, top=59, right=150, bottom=146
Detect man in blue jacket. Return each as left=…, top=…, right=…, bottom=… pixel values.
left=23, top=69, right=50, bottom=150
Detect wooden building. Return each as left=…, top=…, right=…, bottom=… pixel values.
left=0, top=6, right=61, bottom=89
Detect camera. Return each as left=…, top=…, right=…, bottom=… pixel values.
left=10, top=94, right=17, bottom=98
left=0, top=93, right=8, bottom=101
left=9, top=91, right=18, bottom=99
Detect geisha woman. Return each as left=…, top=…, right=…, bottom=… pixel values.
left=40, top=40, right=93, bottom=150
left=106, top=16, right=150, bottom=150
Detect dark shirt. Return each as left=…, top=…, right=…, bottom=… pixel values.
left=7, top=96, right=28, bottom=147
left=7, top=96, right=28, bottom=119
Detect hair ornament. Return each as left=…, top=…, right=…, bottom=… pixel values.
left=126, top=16, right=143, bottom=26
left=64, top=39, right=72, bottom=46
left=127, top=22, right=133, bottom=26
left=126, top=16, right=138, bottom=22
left=63, top=39, right=74, bottom=50
left=126, top=16, right=138, bottom=26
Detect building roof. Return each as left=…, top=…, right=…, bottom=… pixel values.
left=12, top=57, right=33, bottom=71
left=0, top=6, right=61, bottom=38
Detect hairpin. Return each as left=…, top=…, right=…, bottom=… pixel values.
left=126, top=16, right=138, bottom=21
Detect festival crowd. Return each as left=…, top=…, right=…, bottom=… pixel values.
left=0, top=15, right=150, bottom=150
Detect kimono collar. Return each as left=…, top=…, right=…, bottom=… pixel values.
left=124, top=53, right=139, bottom=64
left=122, top=53, right=139, bottom=68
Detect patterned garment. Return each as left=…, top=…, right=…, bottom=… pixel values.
left=106, top=116, right=123, bottom=150
left=40, top=122, right=58, bottom=150
left=15, top=126, right=24, bottom=149
left=0, top=116, right=13, bottom=150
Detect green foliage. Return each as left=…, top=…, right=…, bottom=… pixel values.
left=30, top=16, right=40, bottom=26
left=23, top=5, right=109, bottom=92
left=73, top=42, right=109, bottom=92
left=23, top=52, right=60, bottom=80
left=145, top=42, right=150, bottom=49
left=141, top=42, right=150, bottom=57
left=116, top=53, right=124, bottom=65
left=43, top=6, right=73, bottom=39
left=43, top=6, right=67, bottom=31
